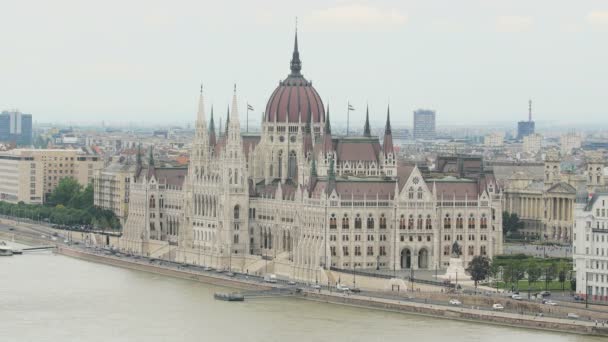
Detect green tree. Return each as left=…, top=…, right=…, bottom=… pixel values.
left=502, top=211, right=524, bottom=236
left=48, top=178, right=82, bottom=207
left=467, top=256, right=492, bottom=289
left=527, top=261, right=541, bottom=290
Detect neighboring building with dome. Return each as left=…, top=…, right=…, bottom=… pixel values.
left=119, top=31, right=504, bottom=283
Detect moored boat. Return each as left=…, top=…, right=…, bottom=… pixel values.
left=0, top=247, right=14, bottom=256
left=213, top=292, right=244, bottom=302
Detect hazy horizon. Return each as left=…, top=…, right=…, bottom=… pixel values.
left=1, top=0, right=607, bottom=126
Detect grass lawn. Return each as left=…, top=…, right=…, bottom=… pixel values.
left=495, top=280, right=571, bottom=292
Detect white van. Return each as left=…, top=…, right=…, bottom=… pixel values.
left=263, top=274, right=277, bottom=283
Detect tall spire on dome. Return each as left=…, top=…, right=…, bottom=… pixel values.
left=364, top=104, right=371, bottom=137
left=290, top=19, right=302, bottom=76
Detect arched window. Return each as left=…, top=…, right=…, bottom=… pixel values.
left=468, top=214, right=475, bottom=229
left=399, top=215, right=406, bottom=230
left=417, top=215, right=423, bottom=229
left=149, top=195, right=155, bottom=209
left=330, top=214, right=337, bottom=229
left=342, top=214, right=349, bottom=229
left=444, top=214, right=451, bottom=228
left=480, top=214, right=488, bottom=229
left=425, top=215, right=432, bottom=229
left=367, top=214, right=374, bottom=229
left=468, top=245, right=474, bottom=256
left=288, top=150, right=297, bottom=179
left=277, top=150, right=283, bottom=178
left=417, top=187, right=423, bottom=200
left=233, top=205, right=240, bottom=219
left=456, top=214, right=463, bottom=229
left=408, top=187, right=414, bottom=199
left=379, top=214, right=387, bottom=229
left=408, top=215, right=414, bottom=230
left=355, top=214, right=362, bottom=229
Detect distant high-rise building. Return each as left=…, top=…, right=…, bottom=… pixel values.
left=0, top=111, right=33, bottom=146
left=516, top=100, right=535, bottom=140
left=413, top=109, right=436, bottom=140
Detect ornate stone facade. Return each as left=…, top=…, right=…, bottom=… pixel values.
left=118, top=32, right=504, bottom=281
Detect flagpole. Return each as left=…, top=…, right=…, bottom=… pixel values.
left=246, top=102, right=249, bottom=133
left=347, top=101, right=350, bottom=136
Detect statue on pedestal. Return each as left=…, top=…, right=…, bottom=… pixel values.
left=451, top=241, right=462, bottom=258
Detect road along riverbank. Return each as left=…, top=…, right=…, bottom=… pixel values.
left=3, top=228, right=608, bottom=337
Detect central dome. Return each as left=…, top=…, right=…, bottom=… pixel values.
left=264, top=32, right=325, bottom=124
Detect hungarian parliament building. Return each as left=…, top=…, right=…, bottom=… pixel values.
left=119, top=32, right=504, bottom=281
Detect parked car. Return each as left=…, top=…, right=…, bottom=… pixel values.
left=567, top=313, right=580, bottom=319
left=336, top=284, right=350, bottom=292
left=449, top=299, right=462, bottom=306
left=492, top=303, right=504, bottom=311
left=539, top=291, right=551, bottom=297
left=350, top=288, right=361, bottom=293
left=287, top=280, right=297, bottom=285
left=511, top=294, right=523, bottom=300
left=543, top=300, right=558, bottom=306
left=311, top=284, right=321, bottom=290
left=264, top=274, right=277, bottom=283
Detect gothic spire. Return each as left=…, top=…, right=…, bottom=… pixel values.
left=197, top=83, right=206, bottom=125
left=364, top=104, right=371, bottom=137
left=209, top=106, right=215, bottom=132
left=290, top=23, right=302, bottom=76
left=385, top=105, right=391, bottom=135
left=324, top=104, right=331, bottom=134
left=209, top=106, right=216, bottom=147
left=148, top=146, right=154, bottom=166
left=136, top=143, right=142, bottom=167
left=383, top=105, right=394, bottom=156
left=225, top=104, right=230, bottom=135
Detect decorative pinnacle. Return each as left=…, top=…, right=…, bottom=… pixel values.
left=290, top=23, right=302, bottom=76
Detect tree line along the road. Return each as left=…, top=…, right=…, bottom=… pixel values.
left=0, top=177, right=120, bottom=230
left=466, top=254, right=574, bottom=291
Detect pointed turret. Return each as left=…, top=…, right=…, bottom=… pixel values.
left=323, top=104, right=333, bottom=153
left=363, top=105, right=371, bottom=137
left=148, top=146, right=154, bottom=166
left=209, top=106, right=216, bottom=147
left=326, top=156, right=336, bottom=195
left=197, top=84, right=206, bottom=126
left=383, top=105, right=394, bottom=155
left=324, top=104, right=331, bottom=134
left=225, top=104, right=230, bottom=136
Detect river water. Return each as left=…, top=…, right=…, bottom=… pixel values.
left=0, top=252, right=602, bottom=342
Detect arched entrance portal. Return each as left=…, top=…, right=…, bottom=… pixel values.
left=400, top=248, right=411, bottom=269
left=418, top=248, right=429, bottom=269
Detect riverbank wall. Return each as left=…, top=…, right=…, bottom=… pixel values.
left=304, top=291, right=608, bottom=336
left=57, top=246, right=269, bottom=291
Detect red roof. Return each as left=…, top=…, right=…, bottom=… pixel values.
left=265, top=76, right=325, bottom=124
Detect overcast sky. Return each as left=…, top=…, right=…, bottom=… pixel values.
left=1, top=0, right=607, bottom=128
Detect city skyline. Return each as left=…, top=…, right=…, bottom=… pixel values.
left=1, top=1, right=607, bottom=126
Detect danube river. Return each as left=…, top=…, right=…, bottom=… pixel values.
left=0, top=252, right=602, bottom=342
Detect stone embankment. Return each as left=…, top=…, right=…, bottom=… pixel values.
left=57, top=246, right=268, bottom=291
left=305, top=291, right=608, bottom=336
